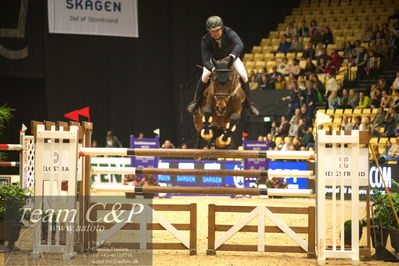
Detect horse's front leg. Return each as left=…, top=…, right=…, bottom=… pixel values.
left=200, top=106, right=214, bottom=142
left=216, top=112, right=240, bottom=147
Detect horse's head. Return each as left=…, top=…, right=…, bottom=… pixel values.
left=211, top=57, right=236, bottom=116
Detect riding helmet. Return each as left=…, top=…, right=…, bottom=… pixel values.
left=206, top=16, right=223, bottom=31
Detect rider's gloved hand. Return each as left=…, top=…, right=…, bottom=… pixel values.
left=227, top=54, right=236, bottom=68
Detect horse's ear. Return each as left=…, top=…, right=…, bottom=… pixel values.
left=211, top=58, right=217, bottom=67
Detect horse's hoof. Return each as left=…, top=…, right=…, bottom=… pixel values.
left=216, top=135, right=231, bottom=147
left=201, top=129, right=213, bottom=141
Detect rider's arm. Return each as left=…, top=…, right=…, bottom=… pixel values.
left=201, top=37, right=214, bottom=72
left=225, top=28, right=244, bottom=58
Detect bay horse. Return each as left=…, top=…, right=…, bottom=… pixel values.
left=193, top=57, right=245, bottom=148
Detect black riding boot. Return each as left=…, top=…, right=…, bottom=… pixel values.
left=242, top=81, right=260, bottom=116
left=187, top=80, right=207, bottom=114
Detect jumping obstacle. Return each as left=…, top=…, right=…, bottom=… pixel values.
left=88, top=203, right=197, bottom=255
left=80, top=147, right=314, bottom=159
left=28, top=123, right=370, bottom=263
left=0, top=161, right=20, bottom=167
left=207, top=204, right=316, bottom=257
left=92, top=184, right=313, bottom=197
left=0, top=127, right=35, bottom=190
left=91, top=166, right=314, bottom=178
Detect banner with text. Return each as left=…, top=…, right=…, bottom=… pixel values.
left=48, top=0, right=138, bottom=37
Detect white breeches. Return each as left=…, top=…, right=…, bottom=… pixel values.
left=201, top=57, right=248, bottom=83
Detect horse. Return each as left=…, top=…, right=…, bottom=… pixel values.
left=193, top=58, right=245, bottom=148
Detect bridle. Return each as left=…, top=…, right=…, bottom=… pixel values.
left=211, top=68, right=240, bottom=103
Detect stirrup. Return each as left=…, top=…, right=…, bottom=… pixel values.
left=186, top=101, right=198, bottom=114
left=248, top=104, right=260, bottom=116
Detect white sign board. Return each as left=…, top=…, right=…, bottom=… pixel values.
left=48, top=0, right=139, bottom=37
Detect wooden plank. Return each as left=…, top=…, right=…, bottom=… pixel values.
left=215, top=205, right=310, bottom=214
left=215, top=207, right=259, bottom=249
left=207, top=204, right=216, bottom=255
left=104, top=242, right=187, bottom=250
left=94, top=223, right=191, bottom=230
left=308, top=206, right=316, bottom=257
left=218, top=244, right=306, bottom=253
left=264, top=207, right=308, bottom=252
left=258, top=205, right=265, bottom=252
left=215, top=225, right=309, bottom=233
left=190, top=203, right=197, bottom=254
left=152, top=206, right=190, bottom=248
left=100, top=203, right=191, bottom=211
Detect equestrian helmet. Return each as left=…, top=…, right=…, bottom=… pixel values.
left=206, top=16, right=223, bottom=31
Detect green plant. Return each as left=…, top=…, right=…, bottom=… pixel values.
left=374, top=192, right=399, bottom=229
left=0, top=184, right=31, bottom=221
left=256, top=177, right=288, bottom=188
left=125, top=175, right=158, bottom=186
left=344, top=219, right=366, bottom=241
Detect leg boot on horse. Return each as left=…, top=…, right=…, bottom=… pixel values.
left=187, top=79, right=207, bottom=114
left=241, top=81, right=260, bottom=116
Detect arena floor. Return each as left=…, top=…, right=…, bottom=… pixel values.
left=2, top=196, right=398, bottom=266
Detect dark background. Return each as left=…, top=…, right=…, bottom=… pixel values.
left=0, top=0, right=297, bottom=151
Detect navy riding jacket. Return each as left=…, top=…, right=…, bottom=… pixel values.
left=201, top=26, right=244, bottom=71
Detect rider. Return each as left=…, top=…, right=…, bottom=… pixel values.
left=186, top=16, right=260, bottom=116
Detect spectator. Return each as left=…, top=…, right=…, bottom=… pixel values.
left=359, top=116, right=371, bottom=132
left=297, top=118, right=306, bottom=138
left=352, top=40, right=363, bottom=57
left=381, top=140, right=394, bottom=160
left=360, top=25, right=373, bottom=42
left=341, top=115, right=353, bottom=131
left=370, top=84, right=378, bottom=100
left=310, top=28, right=322, bottom=47
left=343, top=42, right=353, bottom=58
left=290, top=108, right=301, bottom=124
left=105, top=131, right=123, bottom=148
left=328, top=91, right=341, bottom=109
left=298, top=20, right=310, bottom=38
left=371, top=88, right=382, bottom=108
left=391, top=72, right=399, bottom=91
left=380, top=89, right=392, bottom=108
left=268, top=66, right=282, bottom=88
left=358, top=92, right=371, bottom=108
left=304, top=80, right=318, bottom=115
left=249, top=75, right=259, bottom=90
left=275, top=116, right=290, bottom=138
left=281, top=137, right=292, bottom=151
left=391, top=31, right=399, bottom=65
left=300, top=127, right=315, bottom=149
left=371, top=107, right=386, bottom=135
left=352, top=116, right=361, bottom=130
left=285, top=22, right=297, bottom=38
left=181, top=143, right=188, bottom=149
left=338, top=88, right=350, bottom=108
left=302, top=58, right=316, bottom=76
left=137, top=132, right=144, bottom=139
left=257, top=135, right=265, bottom=142
left=254, top=67, right=267, bottom=83
left=288, top=116, right=300, bottom=137
left=277, top=35, right=291, bottom=53
left=365, top=50, right=377, bottom=79
left=381, top=107, right=397, bottom=137
left=325, top=72, right=339, bottom=97
left=347, top=89, right=359, bottom=108
left=302, top=42, right=316, bottom=60
left=309, top=19, right=319, bottom=35
left=161, top=140, right=175, bottom=149
left=316, top=57, right=327, bottom=74
left=377, top=79, right=388, bottom=91
left=270, top=121, right=278, bottom=137
left=265, top=133, right=276, bottom=149
left=368, top=40, right=378, bottom=54
left=290, top=36, right=303, bottom=52
left=377, top=38, right=391, bottom=63
left=315, top=44, right=325, bottom=58
left=284, top=82, right=302, bottom=119
left=288, top=59, right=301, bottom=77
left=310, top=74, right=325, bottom=96
left=297, top=75, right=306, bottom=91
left=92, top=140, right=98, bottom=147
left=330, top=48, right=343, bottom=71
left=355, top=47, right=368, bottom=80
left=292, top=136, right=302, bottom=150
left=392, top=89, right=399, bottom=113
left=277, top=57, right=290, bottom=75
left=259, top=75, right=270, bottom=90
left=274, top=74, right=286, bottom=90
left=321, top=26, right=334, bottom=47
left=300, top=104, right=313, bottom=128
left=324, top=59, right=337, bottom=75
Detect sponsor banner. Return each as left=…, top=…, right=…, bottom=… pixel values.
left=48, top=0, right=138, bottom=37
left=130, top=136, right=159, bottom=169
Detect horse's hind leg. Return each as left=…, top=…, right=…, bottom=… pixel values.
left=200, top=106, right=214, bottom=142
left=216, top=112, right=240, bottom=148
